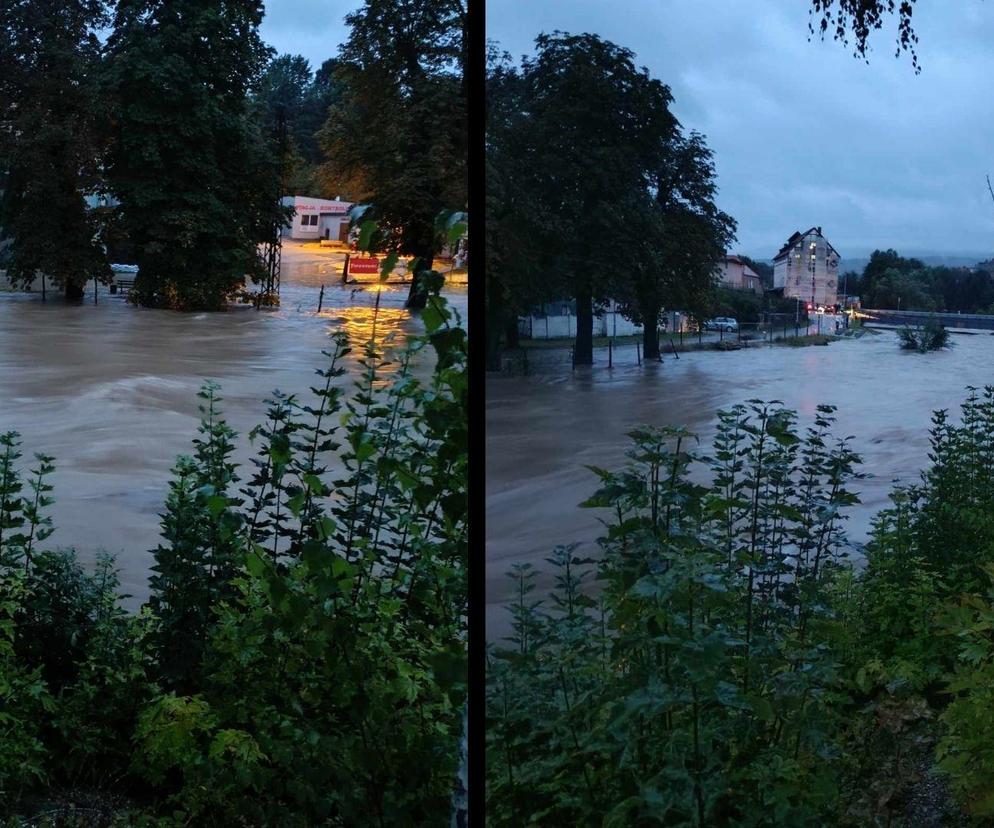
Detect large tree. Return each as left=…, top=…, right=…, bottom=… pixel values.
left=0, top=0, right=112, bottom=302
left=484, top=53, right=547, bottom=370
left=620, top=131, right=736, bottom=360
left=104, top=0, right=280, bottom=310
left=489, top=32, right=723, bottom=365
left=317, top=0, right=467, bottom=310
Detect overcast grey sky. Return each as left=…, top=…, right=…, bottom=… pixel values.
left=259, top=0, right=361, bottom=73
left=486, top=0, right=994, bottom=262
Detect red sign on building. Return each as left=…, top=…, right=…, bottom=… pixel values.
left=348, top=257, right=379, bottom=275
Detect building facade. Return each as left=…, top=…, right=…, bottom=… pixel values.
left=772, top=227, right=840, bottom=307
left=282, top=195, right=353, bottom=241
left=720, top=255, right=763, bottom=293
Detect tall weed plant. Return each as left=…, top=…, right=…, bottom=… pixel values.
left=488, top=388, right=994, bottom=825
left=0, top=278, right=466, bottom=826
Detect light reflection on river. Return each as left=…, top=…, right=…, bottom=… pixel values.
left=486, top=329, right=991, bottom=640
left=0, top=242, right=466, bottom=606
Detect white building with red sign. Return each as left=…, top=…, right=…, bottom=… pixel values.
left=281, top=195, right=353, bottom=241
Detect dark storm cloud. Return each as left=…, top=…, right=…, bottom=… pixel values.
left=260, top=0, right=362, bottom=73
left=487, top=0, right=994, bottom=261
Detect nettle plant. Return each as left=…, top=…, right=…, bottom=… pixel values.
left=0, top=277, right=467, bottom=826
left=487, top=402, right=864, bottom=827
left=134, top=276, right=467, bottom=826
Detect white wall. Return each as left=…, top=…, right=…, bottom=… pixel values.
left=519, top=311, right=646, bottom=340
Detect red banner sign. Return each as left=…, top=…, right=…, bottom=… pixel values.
left=348, top=257, right=379, bottom=275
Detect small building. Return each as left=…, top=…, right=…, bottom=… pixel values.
left=772, top=226, right=840, bottom=308
left=282, top=195, right=352, bottom=242
left=720, top=255, right=763, bottom=293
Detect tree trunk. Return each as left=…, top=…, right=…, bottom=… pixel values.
left=574, top=288, right=594, bottom=365
left=642, top=302, right=661, bottom=360
left=405, top=245, right=434, bottom=310
left=504, top=315, right=519, bottom=349
left=485, top=282, right=505, bottom=372
left=64, top=279, right=84, bottom=303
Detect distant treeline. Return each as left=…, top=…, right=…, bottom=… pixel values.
left=838, top=249, right=994, bottom=312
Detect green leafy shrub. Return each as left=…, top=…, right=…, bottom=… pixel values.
left=488, top=384, right=994, bottom=824
left=0, top=285, right=466, bottom=825
left=488, top=403, right=864, bottom=825
left=897, top=320, right=949, bottom=352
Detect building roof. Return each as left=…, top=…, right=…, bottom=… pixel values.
left=724, top=255, right=761, bottom=280
left=773, top=227, right=840, bottom=262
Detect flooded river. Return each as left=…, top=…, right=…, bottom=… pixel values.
left=0, top=242, right=466, bottom=606
left=487, top=329, right=994, bottom=641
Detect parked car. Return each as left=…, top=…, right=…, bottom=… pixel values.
left=704, top=317, right=739, bottom=332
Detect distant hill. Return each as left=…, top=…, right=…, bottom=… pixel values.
left=742, top=250, right=993, bottom=275
left=837, top=255, right=993, bottom=274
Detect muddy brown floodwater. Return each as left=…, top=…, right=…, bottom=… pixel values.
left=0, top=242, right=466, bottom=607
left=487, top=329, right=994, bottom=642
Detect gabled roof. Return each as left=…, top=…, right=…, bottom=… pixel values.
left=724, top=255, right=760, bottom=278
left=773, top=227, right=840, bottom=261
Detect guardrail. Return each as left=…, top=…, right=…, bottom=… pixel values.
left=860, top=308, right=994, bottom=329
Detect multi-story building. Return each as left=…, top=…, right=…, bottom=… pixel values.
left=772, top=226, right=840, bottom=307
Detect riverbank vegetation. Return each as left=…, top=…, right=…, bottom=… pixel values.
left=0, top=290, right=467, bottom=825
left=845, top=249, right=994, bottom=314
left=487, top=388, right=994, bottom=825
left=898, top=320, right=950, bottom=352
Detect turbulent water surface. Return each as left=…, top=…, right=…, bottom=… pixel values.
left=487, top=329, right=994, bottom=640
left=0, top=242, right=466, bottom=606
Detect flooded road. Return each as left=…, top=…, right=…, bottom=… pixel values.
left=0, top=242, right=466, bottom=606
left=487, top=329, right=994, bottom=641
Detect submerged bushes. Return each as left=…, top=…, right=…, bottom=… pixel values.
left=898, top=320, right=949, bottom=352
left=0, top=288, right=466, bottom=825
left=488, top=387, right=994, bottom=825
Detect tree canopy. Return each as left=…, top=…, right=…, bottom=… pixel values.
left=486, top=32, right=735, bottom=365
left=318, top=0, right=468, bottom=309
left=851, top=248, right=994, bottom=312
left=0, top=0, right=112, bottom=301
left=105, top=0, right=281, bottom=310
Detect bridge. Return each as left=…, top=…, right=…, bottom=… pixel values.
left=859, top=308, right=994, bottom=331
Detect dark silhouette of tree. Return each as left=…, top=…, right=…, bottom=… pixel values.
left=487, top=33, right=733, bottom=365
left=0, top=0, right=112, bottom=302
left=105, top=0, right=280, bottom=310
left=809, top=0, right=920, bottom=71
left=318, top=0, right=467, bottom=310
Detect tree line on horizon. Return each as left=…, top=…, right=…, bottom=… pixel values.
left=0, top=0, right=466, bottom=311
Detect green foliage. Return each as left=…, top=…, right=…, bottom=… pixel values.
left=937, top=566, right=994, bottom=817
left=104, top=0, right=282, bottom=310
left=0, top=0, right=113, bottom=300
left=488, top=404, right=863, bottom=825
left=897, top=320, right=950, bottom=352
left=490, top=383, right=994, bottom=823
left=853, top=249, right=994, bottom=313
left=0, top=290, right=466, bottom=824
left=318, top=0, right=467, bottom=309
left=148, top=381, right=245, bottom=691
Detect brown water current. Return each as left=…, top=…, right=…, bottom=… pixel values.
left=486, top=329, right=992, bottom=642
left=0, top=242, right=466, bottom=607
